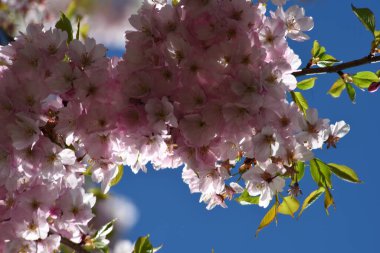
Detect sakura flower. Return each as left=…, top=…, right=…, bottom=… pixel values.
left=259, top=18, right=286, bottom=48
left=68, top=38, right=107, bottom=69
left=14, top=209, right=49, bottom=241
left=242, top=163, right=285, bottom=207
left=8, top=113, right=40, bottom=150
left=179, top=114, right=217, bottom=147
left=58, top=188, right=96, bottom=225
left=36, top=234, right=61, bottom=253
left=145, top=96, right=178, bottom=132
left=324, top=120, right=350, bottom=148
left=275, top=5, right=314, bottom=41
left=252, top=127, right=282, bottom=162
left=297, top=108, right=329, bottom=149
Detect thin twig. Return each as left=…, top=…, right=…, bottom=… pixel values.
left=292, top=55, right=380, bottom=77
left=61, top=237, right=89, bottom=253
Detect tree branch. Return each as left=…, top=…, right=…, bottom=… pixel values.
left=292, top=55, right=380, bottom=77
left=61, top=237, right=89, bottom=253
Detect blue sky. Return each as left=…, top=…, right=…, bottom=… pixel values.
left=111, top=1, right=380, bottom=252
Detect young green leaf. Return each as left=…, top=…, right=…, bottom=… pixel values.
left=311, top=40, right=326, bottom=58
left=352, top=71, right=379, bottom=88
left=256, top=204, right=277, bottom=236
left=317, top=54, right=340, bottom=67
left=324, top=187, right=334, bottom=215
left=310, top=158, right=332, bottom=189
left=299, top=187, right=325, bottom=217
left=76, top=18, right=81, bottom=40
left=290, top=91, right=309, bottom=116
left=351, top=4, right=376, bottom=35
left=278, top=196, right=300, bottom=217
left=92, top=219, right=116, bottom=240
left=134, top=235, right=154, bottom=253
left=55, top=12, right=73, bottom=43
left=328, top=78, right=346, bottom=98
left=309, top=160, right=321, bottom=185
left=328, top=163, right=362, bottom=183
left=235, top=190, right=260, bottom=205
left=297, top=78, right=317, bottom=90
left=172, top=0, right=180, bottom=6
left=346, top=83, right=356, bottom=103
left=110, top=165, right=124, bottom=187
left=291, top=161, right=305, bottom=184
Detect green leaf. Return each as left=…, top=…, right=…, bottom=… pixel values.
left=65, top=1, right=77, bottom=19
left=290, top=91, right=309, bottom=116
left=55, top=12, right=73, bottom=43
left=89, top=188, right=108, bottom=200
left=256, top=204, right=277, bottom=236
left=80, top=23, right=90, bottom=40
left=299, top=187, right=325, bottom=217
left=311, top=40, right=326, bottom=58
left=278, top=196, right=300, bottom=217
left=153, top=245, right=163, bottom=253
left=324, top=187, right=334, bottom=215
left=76, top=18, right=81, bottom=40
left=172, top=0, right=180, bottom=6
left=134, top=235, right=154, bottom=253
left=352, top=71, right=379, bottom=88
left=328, top=78, right=346, bottom=98
left=317, top=54, right=340, bottom=67
left=328, top=163, right=362, bottom=183
left=376, top=69, right=380, bottom=77
left=235, top=190, right=260, bottom=205
left=110, top=165, right=124, bottom=187
left=310, top=158, right=332, bottom=188
left=346, top=83, right=356, bottom=103
left=292, top=161, right=305, bottom=184
left=351, top=4, right=376, bottom=35
left=310, top=160, right=321, bottom=185
left=297, top=78, right=317, bottom=90
left=93, top=219, right=116, bottom=240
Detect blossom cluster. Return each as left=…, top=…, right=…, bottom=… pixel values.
left=0, top=24, right=126, bottom=251
left=117, top=0, right=348, bottom=209
left=0, top=0, right=351, bottom=251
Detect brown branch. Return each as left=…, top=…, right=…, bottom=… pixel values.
left=61, top=237, right=89, bottom=253
left=292, top=55, right=380, bottom=77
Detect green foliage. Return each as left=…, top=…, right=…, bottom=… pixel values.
left=278, top=196, right=300, bottom=217
left=299, top=187, right=325, bottom=217
left=290, top=91, right=309, bottom=116
left=297, top=77, right=317, bottom=90
left=256, top=204, right=277, bottom=236
left=352, top=71, right=379, bottom=88
left=328, top=163, right=362, bottom=183
left=345, top=82, right=356, bottom=103
left=291, top=161, right=305, bottom=184
left=110, top=165, right=124, bottom=187
left=324, top=187, right=334, bottom=215
left=328, top=78, right=346, bottom=98
left=351, top=4, right=376, bottom=35
left=235, top=190, right=260, bottom=205
left=85, top=220, right=116, bottom=252
left=134, top=235, right=162, bottom=253
left=172, top=0, right=180, bottom=6
left=89, top=188, right=108, bottom=200
left=76, top=18, right=81, bottom=40
left=55, top=12, right=73, bottom=43
left=311, top=40, right=340, bottom=67
left=310, top=158, right=332, bottom=188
